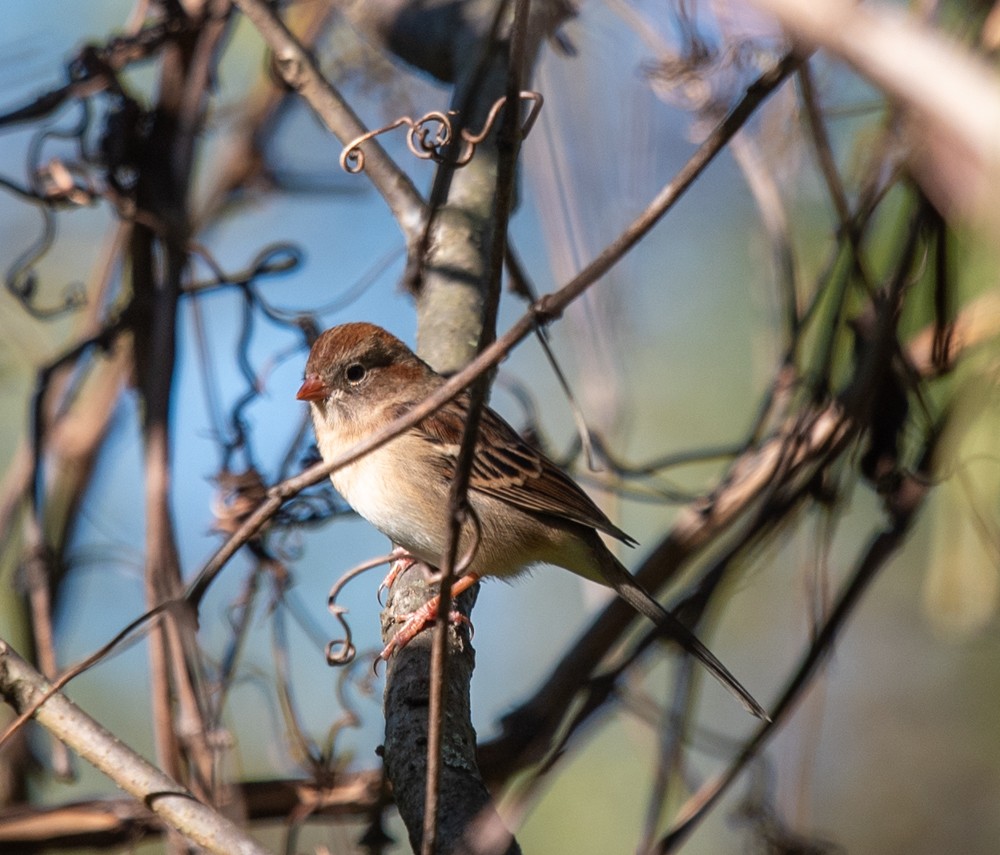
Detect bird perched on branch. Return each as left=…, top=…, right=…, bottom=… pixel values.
left=297, top=322, right=767, bottom=720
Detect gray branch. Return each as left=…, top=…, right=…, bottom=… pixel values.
left=0, top=640, right=272, bottom=855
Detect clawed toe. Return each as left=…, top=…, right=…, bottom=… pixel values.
left=378, top=550, right=418, bottom=604
left=376, top=599, right=474, bottom=662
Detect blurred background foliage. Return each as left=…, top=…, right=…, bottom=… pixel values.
left=0, top=0, right=999, bottom=853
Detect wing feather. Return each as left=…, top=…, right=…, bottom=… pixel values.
left=411, top=395, right=636, bottom=546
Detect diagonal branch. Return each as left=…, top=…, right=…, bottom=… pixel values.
left=0, top=640, right=271, bottom=855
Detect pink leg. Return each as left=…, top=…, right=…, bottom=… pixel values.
left=378, top=549, right=418, bottom=603
left=377, top=573, right=479, bottom=661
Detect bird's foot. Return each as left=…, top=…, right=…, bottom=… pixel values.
left=377, top=549, right=419, bottom=604
left=377, top=596, right=473, bottom=662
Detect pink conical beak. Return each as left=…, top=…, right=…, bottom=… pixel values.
left=296, top=373, right=329, bottom=402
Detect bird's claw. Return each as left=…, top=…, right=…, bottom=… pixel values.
left=377, top=550, right=418, bottom=605
left=375, top=598, right=473, bottom=663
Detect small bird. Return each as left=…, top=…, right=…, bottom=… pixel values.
left=298, top=322, right=767, bottom=719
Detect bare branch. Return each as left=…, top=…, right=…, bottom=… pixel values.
left=0, top=641, right=272, bottom=855
left=0, top=774, right=384, bottom=850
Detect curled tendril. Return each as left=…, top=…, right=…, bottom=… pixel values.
left=324, top=614, right=356, bottom=667
left=339, top=117, right=412, bottom=174
left=6, top=206, right=87, bottom=319
left=185, top=241, right=302, bottom=293
left=405, top=110, right=454, bottom=161
left=325, top=552, right=399, bottom=666
left=340, top=91, right=544, bottom=174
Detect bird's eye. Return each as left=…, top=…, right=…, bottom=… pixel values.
left=345, top=363, right=367, bottom=384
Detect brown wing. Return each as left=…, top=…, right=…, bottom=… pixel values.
left=414, top=394, right=636, bottom=546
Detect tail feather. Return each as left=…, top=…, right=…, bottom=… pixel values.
left=600, top=554, right=770, bottom=722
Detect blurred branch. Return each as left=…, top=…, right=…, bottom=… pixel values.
left=191, top=1, right=335, bottom=226
left=11, top=225, right=136, bottom=781
left=0, top=640, right=272, bottom=855
left=658, top=433, right=937, bottom=852
left=0, top=17, right=187, bottom=130
left=753, top=0, right=1000, bottom=227
left=729, top=131, right=799, bottom=344
left=126, top=2, right=234, bottom=816
left=534, top=50, right=803, bottom=320
left=0, top=774, right=384, bottom=851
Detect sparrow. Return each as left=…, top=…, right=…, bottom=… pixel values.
left=297, top=322, right=767, bottom=720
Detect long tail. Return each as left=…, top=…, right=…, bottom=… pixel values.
left=600, top=554, right=770, bottom=721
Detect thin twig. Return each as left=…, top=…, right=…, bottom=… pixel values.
left=797, top=64, right=875, bottom=292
